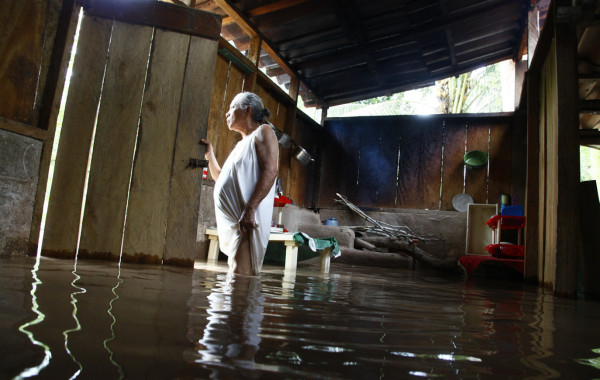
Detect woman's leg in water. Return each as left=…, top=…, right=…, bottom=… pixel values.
left=233, top=231, right=252, bottom=275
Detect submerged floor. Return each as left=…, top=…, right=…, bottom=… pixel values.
left=1, top=256, right=600, bottom=379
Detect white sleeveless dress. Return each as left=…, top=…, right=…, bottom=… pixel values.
left=213, top=128, right=276, bottom=275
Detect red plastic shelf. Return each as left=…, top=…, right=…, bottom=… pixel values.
left=485, top=215, right=526, bottom=230
left=485, top=243, right=524, bottom=258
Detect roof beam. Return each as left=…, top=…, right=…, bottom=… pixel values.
left=213, top=0, right=325, bottom=106
left=222, top=0, right=313, bottom=24
left=439, top=0, right=458, bottom=67
left=329, top=0, right=384, bottom=87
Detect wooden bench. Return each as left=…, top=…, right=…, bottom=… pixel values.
left=205, top=228, right=330, bottom=272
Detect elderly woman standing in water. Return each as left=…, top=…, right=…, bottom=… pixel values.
left=201, top=92, right=279, bottom=276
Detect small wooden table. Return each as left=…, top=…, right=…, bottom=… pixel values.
left=205, top=228, right=331, bottom=272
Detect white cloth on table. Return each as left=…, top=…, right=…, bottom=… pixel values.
left=213, top=128, right=276, bottom=275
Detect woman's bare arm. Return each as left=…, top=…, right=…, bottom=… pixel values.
left=238, top=124, right=279, bottom=230
left=200, top=138, right=221, bottom=181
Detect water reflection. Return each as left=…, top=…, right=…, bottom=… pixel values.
left=2, top=258, right=600, bottom=378
left=15, top=256, right=51, bottom=379
left=63, top=262, right=84, bottom=379
left=191, top=273, right=264, bottom=373
left=103, top=264, right=124, bottom=378
left=577, top=348, right=600, bottom=370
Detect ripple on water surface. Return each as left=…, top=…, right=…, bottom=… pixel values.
left=1, top=256, right=600, bottom=379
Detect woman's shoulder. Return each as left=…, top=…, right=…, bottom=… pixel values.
left=254, top=124, right=277, bottom=140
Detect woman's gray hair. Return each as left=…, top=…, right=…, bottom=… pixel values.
left=234, top=92, right=271, bottom=123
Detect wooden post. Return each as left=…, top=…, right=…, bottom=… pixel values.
left=552, top=18, right=580, bottom=297
left=524, top=71, right=540, bottom=281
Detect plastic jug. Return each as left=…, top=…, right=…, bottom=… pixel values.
left=324, top=217, right=339, bottom=226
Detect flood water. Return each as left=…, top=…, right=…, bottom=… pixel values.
left=1, top=256, right=599, bottom=379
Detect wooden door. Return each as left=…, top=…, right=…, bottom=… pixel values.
left=41, top=0, right=221, bottom=266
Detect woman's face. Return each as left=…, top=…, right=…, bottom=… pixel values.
left=226, top=99, right=247, bottom=132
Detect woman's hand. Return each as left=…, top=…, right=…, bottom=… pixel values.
left=200, top=138, right=221, bottom=181
left=238, top=206, right=258, bottom=233
left=200, top=138, right=213, bottom=160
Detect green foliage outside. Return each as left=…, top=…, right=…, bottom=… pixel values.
left=581, top=146, right=600, bottom=195
left=318, top=60, right=506, bottom=118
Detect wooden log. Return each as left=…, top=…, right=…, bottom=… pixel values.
left=361, top=236, right=461, bottom=273
left=354, top=237, right=376, bottom=251
left=163, top=35, right=218, bottom=265
left=121, top=29, right=190, bottom=262
left=79, top=21, right=154, bottom=261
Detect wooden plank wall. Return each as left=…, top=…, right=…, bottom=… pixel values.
left=319, top=115, right=514, bottom=210
left=0, top=0, right=53, bottom=126
left=41, top=8, right=219, bottom=265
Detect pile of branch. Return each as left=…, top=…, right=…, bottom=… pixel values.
left=335, top=193, right=460, bottom=272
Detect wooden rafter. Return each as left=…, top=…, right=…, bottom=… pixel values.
left=439, top=0, right=458, bottom=67
left=213, top=0, right=325, bottom=106
left=222, top=0, right=313, bottom=25
left=329, top=0, right=383, bottom=87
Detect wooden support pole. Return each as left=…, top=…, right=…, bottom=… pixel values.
left=552, top=18, right=580, bottom=298
left=524, top=71, right=540, bottom=281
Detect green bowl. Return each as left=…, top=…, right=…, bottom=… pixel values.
left=464, top=150, right=488, bottom=169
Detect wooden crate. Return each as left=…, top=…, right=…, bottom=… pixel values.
left=465, top=203, right=498, bottom=255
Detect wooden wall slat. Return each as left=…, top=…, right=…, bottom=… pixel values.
left=79, top=22, right=154, bottom=259
left=318, top=121, right=347, bottom=206
left=122, top=29, right=190, bottom=261
left=538, top=67, right=547, bottom=282
left=465, top=123, right=489, bottom=204
left=377, top=123, right=401, bottom=208
left=41, top=15, right=113, bottom=258
left=164, top=36, right=218, bottom=265
left=488, top=122, right=512, bottom=206
left=396, top=122, right=421, bottom=208
left=441, top=120, right=466, bottom=210
left=28, top=1, right=79, bottom=254
left=0, top=0, right=47, bottom=124
left=418, top=121, right=443, bottom=210
left=216, top=65, right=244, bottom=166
left=205, top=54, right=229, bottom=177
left=356, top=126, right=382, bottom=207
left=288, top=116, right=316, bottom=207
left=543, top=41, right=558, bottom=288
